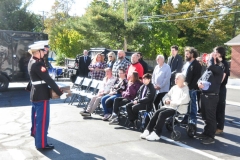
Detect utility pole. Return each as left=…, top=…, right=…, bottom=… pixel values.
left=232, top=11, right=239, bottom=38
left=39, top=11, right=46, bottom=32
left=124, top=0, right=127, bottom=52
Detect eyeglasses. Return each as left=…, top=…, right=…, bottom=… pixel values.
left=40, top=49, right=46, bottom=52
left=108, top=56, right=112, bottom=57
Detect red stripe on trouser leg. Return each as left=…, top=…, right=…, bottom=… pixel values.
left=33, top=113, right=36, bottom=135
left=42, top=100, right=47, bottom=148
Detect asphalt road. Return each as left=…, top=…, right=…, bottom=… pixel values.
left=226, top=88, right=240, bottom=103
left=0, top=88, right=239, bottom=160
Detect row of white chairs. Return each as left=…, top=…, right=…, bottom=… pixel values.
left=66, top=76, right=103, bottom=107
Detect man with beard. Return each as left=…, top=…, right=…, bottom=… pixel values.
left=112, top=50, right=131, bottom=78
left=181, top=47, right=202, bottom=126
left=126, top=53, right=143, bottom=80
left=137, top=52, right=148, bottom=74
left=196, top=52, right=223, bottom=144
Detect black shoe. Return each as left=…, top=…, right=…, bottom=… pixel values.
left=30, top=133, right=35, bottom=137
left=201, top=137, right=215, bottom=144
left=37, top=144, right=54, bottom=150
left=81, top=111, right=91, bottom=116
left=79, top=110, right=85, bottom=115
left=195, top=133, right=208, bottom=139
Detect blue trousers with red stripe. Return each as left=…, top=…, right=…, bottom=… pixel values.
left=31, top=100, right=50, bottom=149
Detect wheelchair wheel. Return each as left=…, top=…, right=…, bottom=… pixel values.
left=171, top=131, right=181, bottom=141
left=187, top=123, right=196, bottom=138
left=166, top=122, right=173, bottom=131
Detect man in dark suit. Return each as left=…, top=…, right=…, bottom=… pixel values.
left=181, top=47, right=202, bottom=125
left=167, top=45, right=183, bottom=88
left=77, top=50, right=91, bottom=77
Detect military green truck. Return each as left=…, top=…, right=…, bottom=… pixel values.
left=0, top=30, right=47, bottom=91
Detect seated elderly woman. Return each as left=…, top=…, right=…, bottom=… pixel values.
left=108, top=71, right=142, bottom=125
left=80, top=68, right=116, bottom=116
left=101, top=69, right=128, bottom=121
left=140, top=73, right=190, bottom=141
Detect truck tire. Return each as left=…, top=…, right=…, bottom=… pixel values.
left=0, top=75, right=9, bottom=92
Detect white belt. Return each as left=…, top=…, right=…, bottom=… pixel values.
left=31, top=80, right=46, bottom=85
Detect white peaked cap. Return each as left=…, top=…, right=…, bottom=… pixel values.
left=28, top=43, right=45, bottom=50
left=34, top=40, right=49, bottom=45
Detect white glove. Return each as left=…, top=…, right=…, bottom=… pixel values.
left=60, top=93, right=68, bottom=99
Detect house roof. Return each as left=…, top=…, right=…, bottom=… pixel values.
left=224, top=34, right=240, bottom=46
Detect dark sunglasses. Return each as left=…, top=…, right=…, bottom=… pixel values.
left=40, top=49, right=46, bottom=52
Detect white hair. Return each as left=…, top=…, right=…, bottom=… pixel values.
left=118, top=50, right=125, bottom=55
left=156, top=55, right=165, bottom=61
left=175, top=73, right=186, bottom=81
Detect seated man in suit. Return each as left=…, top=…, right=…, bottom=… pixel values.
left=126, top=73, right=155, bottom=127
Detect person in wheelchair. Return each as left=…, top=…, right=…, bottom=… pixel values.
left=108, top=71, right=142, bottom=125
left=140, top=73, right=190, bottom=141
left=126, top=73, right=155, bottom=127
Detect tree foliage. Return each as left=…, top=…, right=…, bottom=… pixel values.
left=44, top=0, right=240, bottom=64
left=0, top=0, right=42, bottom=32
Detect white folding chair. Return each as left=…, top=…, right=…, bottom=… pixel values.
left=70, top=78, right=92, bottom=106
left=66, top=76, right=84, bottom=104
left=80, top=79, right=100, bottom=106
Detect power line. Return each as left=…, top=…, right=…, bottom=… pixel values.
left=139, top=10, right=240, bottom=24
left=141, top=3, right=239, bottom=19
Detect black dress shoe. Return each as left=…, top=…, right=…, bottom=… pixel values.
left=37, top=144, right=54, bottom=150
left=195, top=133, right=208, bottom=139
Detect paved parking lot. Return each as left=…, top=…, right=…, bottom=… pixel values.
left=0, top=87, right=240, bottom=160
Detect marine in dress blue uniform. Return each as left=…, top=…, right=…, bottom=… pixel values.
left=27, top=43, right=62, bottom=149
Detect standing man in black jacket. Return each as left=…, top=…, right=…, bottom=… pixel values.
left=126, top=73, right=155, bottom=127
left=137, top=52, right=148, bottom=74
left=167, top=45, right=183, bottom=88
left=215, top=46, right=230, bottom=135
left=196, top=53, right=223, bottom=144
left=76, top=50, right=91, bottom=77
left=181, top=47, right=202, bottom=125
left=28, top=43, right=63, bottom=150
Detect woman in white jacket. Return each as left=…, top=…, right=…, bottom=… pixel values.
left=140, top=73, right=190, bottom=141
left=80, top=68, right=116, bottom=116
